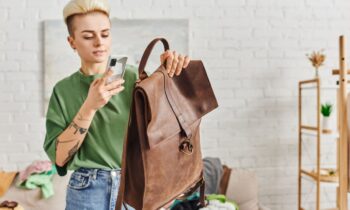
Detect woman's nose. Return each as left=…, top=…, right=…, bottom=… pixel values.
left=94, top=36, right=102, bottom=47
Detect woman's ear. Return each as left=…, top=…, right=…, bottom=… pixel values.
left=67, top=36, right=76, bottom=50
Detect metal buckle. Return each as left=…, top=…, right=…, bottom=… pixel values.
left=179, top=138, right=194, bottom=155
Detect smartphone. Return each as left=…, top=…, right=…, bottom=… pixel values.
left=105, top=55, right=128, bottom=84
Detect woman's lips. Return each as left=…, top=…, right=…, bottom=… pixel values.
left=93, top=50, right=106, bottom=56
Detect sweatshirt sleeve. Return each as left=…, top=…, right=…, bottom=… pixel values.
left=43, top=87, right=68, bottom=176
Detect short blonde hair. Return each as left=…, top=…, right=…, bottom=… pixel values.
left=63, top=0, right=110, bottom=35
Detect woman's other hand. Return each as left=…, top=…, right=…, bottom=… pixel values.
left=160, top=50, right=190, bottom=77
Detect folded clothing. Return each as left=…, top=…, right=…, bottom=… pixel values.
left=17, top=164, right=57, bottom=199
left=18, top=160, right=52, bottom=182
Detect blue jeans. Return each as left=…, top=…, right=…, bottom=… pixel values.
left=65, top=168, right=134, bottom=210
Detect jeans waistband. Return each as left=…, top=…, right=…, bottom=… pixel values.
left=75, top=167, right=121, bottom=179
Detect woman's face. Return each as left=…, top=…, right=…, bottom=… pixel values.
left=68, top=11, right=112, bottom=64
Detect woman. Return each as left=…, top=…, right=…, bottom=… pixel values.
left=43, top=0, right=190, bottom=209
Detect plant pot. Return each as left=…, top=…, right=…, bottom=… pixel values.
left=322, top=116, right=332, bottom=133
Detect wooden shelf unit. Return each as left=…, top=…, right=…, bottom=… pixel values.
left=298, top=78, right=340, bottom=210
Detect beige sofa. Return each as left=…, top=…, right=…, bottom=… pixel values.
left=1, top=170, right=269, bottom=210
left=225, top=168, right=270, bottom=210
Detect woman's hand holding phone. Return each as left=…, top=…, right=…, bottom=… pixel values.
left=83, top=68, right=125, bottom=111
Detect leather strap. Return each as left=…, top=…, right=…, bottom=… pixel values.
left=173, top=172, right=206, bottom=208
left=200, top=177, right=206, bottom=207
left=176, top=172, right=206, bottom=207
left=138, top=38, right=169, bottom=81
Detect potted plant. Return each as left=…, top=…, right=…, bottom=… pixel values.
left=321, top=102, right=333, bottom=133
left=306, top=50, right=326, bottom=78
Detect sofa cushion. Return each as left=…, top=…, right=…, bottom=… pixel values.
left=225, top=169, right=259, bottom=210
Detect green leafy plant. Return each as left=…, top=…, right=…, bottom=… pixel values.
left=321, top=102, right=333, bottom=117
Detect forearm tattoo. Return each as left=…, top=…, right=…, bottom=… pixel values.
left=62, top=141, right=80, bottom=165
left=55, top=138, right=81, bottom=165
left=55, top=138, right=79, bottom=152
left=69, top=121, right=87, bottom=135
left=55, top=120, right=87, bottom=165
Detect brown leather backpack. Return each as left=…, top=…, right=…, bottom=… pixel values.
left=115, top=38, right=218, bottom=210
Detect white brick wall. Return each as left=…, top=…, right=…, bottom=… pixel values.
left=1, top=0, right=350, bottom=209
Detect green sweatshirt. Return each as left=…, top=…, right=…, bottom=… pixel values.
left=43, top=64, right=138, bottom=176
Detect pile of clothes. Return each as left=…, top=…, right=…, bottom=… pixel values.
left=170, top=157, right=239, bottom=210
left=0, top=160, right=57, bottom=210
left=0, top=160, right=56, bottom=200
left=201, top=194, right=238, bottom=210
left=170, top=193, right=238, bottom=210
left=16, top=160, right=57, bottom=199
